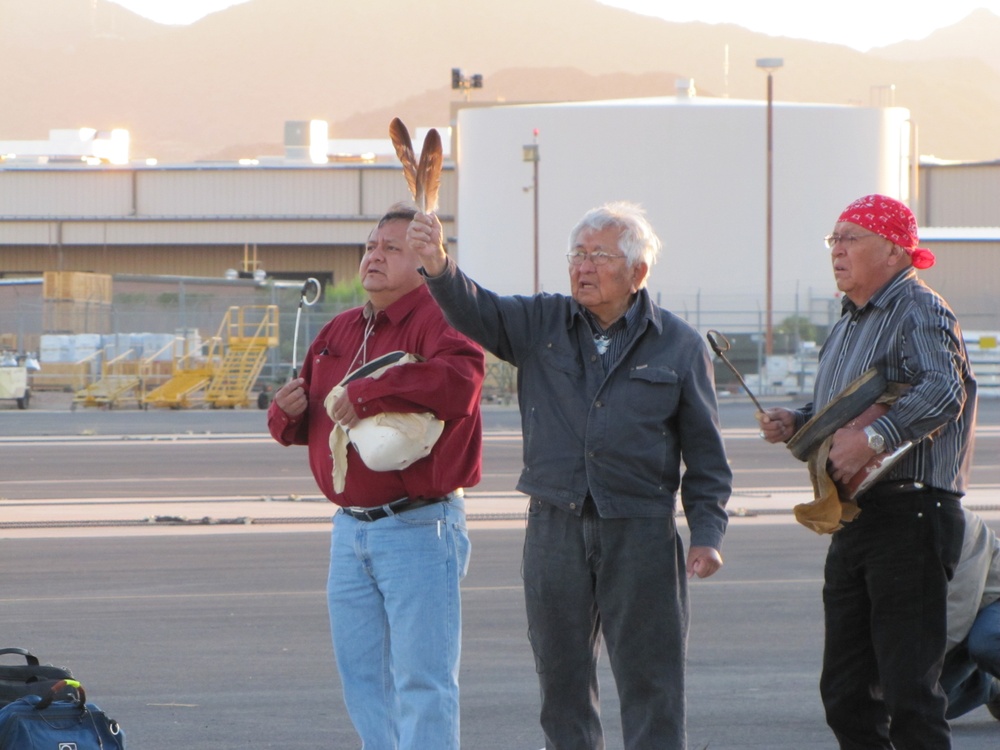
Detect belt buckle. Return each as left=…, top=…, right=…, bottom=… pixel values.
left=386, top=497, right=411, bottom=513
left=348, top=498, right=407, bottom=522
left=345, top=505, right=377, bottom=522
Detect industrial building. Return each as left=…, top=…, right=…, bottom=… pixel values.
left=1, top=96, right=997, bottom=398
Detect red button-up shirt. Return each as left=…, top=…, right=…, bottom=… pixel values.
left=268, top=284, right=484, bottom=507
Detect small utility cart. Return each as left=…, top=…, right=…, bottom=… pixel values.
left=0, top=353, right=33, bottom=409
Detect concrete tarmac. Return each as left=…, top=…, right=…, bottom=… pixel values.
left=4, top=526, right=999, bottom=749
left=2, top=392, right=999, bottom=748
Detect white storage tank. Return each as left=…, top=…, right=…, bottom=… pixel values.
left=455, top=96, right=913, bottom=329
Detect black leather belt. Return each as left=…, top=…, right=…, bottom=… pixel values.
left=858, top=480, right=936, bottom=507
left=341, top=494, right=452, bottom=522
left=868, top=480, right=928, bottom=497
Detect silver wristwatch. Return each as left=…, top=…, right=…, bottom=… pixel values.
left=863, top=425, right=886, bottom=453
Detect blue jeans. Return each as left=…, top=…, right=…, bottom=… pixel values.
left=820, top=492, right=964, bottom=750
left=328, top=496, right=471, bottom=750
left=522, top=497, right=689, bottom=750
left=942, top=598, right=1000, bottom=718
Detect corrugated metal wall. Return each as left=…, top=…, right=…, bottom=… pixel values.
left=0, top=164, right=454, bottom=248
left=920, top=240, right=1000, bottom=332
left=0, top=170, right=133, bottom=216
left=0, top=244, right=362, bottom=287
left=135, top=169, right=362, bottom=217
left=0, top=163, right=453, bottom=292
left=918, top=163, right=1000, bottom=227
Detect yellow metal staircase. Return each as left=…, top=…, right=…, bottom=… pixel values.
left=72, top=349, right=145, bottom=410
left=142, top=305, right=279, bottom=409
left=204, top=306, right=278, bottom=407
left=142, top=367, right=214, bottom=409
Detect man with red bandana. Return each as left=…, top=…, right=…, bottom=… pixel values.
left=759, top=194, right=977, bottom=749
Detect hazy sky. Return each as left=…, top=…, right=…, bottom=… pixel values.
left=110, top=0, right=1000, bottom=52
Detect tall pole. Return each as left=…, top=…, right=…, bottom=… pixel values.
left=532, top=148, right=540, bottom=294
left=765, top=70, right=774, bottom=358
left=523, top=130, right=540, bottom=294
left=756, top=57, right=783, bottom=361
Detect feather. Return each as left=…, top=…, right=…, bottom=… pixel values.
left=389, top=117, right=418, bottom=201
left=415, top=128, right=443, bottom=213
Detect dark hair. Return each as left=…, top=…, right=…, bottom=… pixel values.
left=378, top=202, right=417, bottom=227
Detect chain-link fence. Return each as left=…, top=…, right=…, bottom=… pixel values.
left=12, top=279, right=994, bottom=403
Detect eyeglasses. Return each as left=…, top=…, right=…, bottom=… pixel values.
left=566, top=250, right=628, bottom=266
left=823, top=233, right=879, bottom=249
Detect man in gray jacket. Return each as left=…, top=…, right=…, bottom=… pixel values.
left=408, top=201, right=731, bottom=750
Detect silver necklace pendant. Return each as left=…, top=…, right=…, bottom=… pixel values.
left=594, top=335, right=610, bottom=355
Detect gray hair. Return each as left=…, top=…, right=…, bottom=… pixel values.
left=568, top=201, right=661, bottom=274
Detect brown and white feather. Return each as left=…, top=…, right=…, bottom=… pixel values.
left=416, top=128, right=443, bottom=213
left=389, top=117, right=418, bottom=201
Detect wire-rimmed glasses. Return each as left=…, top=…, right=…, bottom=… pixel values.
left=566, top=250, right=627, bottom=266
left=823, top=233, right=879, bottom=249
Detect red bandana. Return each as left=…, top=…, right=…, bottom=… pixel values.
left=837, top=194, right=936, bottom=269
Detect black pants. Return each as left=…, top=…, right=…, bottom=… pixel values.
left=820, top=491, right=965, bottom=750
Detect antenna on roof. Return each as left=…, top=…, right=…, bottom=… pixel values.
left=723, top=44, right=730, bottom=98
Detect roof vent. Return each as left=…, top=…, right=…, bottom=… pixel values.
left=676, top=78, right=696, bottom=99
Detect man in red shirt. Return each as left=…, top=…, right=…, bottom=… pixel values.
left=268, top=205, right=484, bottom=750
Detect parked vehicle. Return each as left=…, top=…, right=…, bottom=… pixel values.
left=0, top=353, right=37, bottom=409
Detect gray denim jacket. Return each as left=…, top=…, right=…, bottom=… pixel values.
left=425, top=261, right=731, bottom=550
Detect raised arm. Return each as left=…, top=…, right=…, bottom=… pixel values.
left=407, top=212, right=448, bottom=277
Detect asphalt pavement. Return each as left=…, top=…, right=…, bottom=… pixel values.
left=2, top=391, right=999, bottom=748
left=4, top=526, right=999, bottom=749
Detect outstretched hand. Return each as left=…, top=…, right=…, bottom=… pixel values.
left=407, top=212, right=448, bottom=276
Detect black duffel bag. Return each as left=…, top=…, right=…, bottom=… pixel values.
left=0, top=648, right=74, bottom=708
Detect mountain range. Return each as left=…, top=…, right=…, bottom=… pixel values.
left=3, top=0, right=1000, bottom=163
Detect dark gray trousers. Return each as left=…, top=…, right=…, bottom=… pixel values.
left=522, top=497, right=689, bottom=750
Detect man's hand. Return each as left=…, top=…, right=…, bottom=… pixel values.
left=407, top=212, right=448, bottom=276
left=687, top=546, right=723, bottom=579
left=756, top=407, right=796, bottom=443
left=828, top=426, right=874, bottom=483
left=274, top=378, right=308, bottom=417
left=329, top=389, right=361, bottom=429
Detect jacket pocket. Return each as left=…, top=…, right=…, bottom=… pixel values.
left=629, top=364, right=679, bottom=385
left=627, top=364, right=682, bottom=418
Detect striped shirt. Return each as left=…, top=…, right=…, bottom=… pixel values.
left=797, top=268, right=977, bottom=494
left=583, top=293, right=643, bottom=370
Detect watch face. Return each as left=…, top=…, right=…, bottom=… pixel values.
left=868, top=431, right=885, bottom=452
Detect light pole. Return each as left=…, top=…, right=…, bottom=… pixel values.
left=756, top=57, right=783, bottom=363
left=522, top=130, right=540, bottom=293
left=451, top=68, right=483, bottom=102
